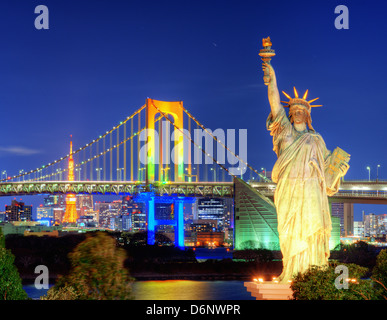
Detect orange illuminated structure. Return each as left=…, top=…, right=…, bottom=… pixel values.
left=196, top=231, right=224, bottom=247
left=145, top=99, right=185, bottom=183
left=63, top=136, right=77, bottom=223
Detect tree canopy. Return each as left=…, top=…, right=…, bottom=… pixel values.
left=44, top=231, right=134, bottom=300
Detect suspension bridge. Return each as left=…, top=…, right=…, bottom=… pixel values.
left=1, top=98, right=386, bottom=248
left=0, top=99, right=266, bottom=248
left=1, top=99, right=265, bottom=186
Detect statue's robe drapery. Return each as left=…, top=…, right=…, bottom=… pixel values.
left=266, top=108, right=338, bottom=282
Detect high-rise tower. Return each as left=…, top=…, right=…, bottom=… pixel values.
left=63, top=136, right=77, bottom=223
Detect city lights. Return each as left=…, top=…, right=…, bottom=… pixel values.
left=0, top=1, right=386, bottom=304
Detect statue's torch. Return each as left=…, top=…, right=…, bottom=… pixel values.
left=259, top=37, right=276, bottom=85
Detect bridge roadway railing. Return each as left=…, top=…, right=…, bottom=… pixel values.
left=0, top=181, right=234, bottom=198
left=249, top=180, right=387, bottom=202
left=1, top=180, right=386, bottom=200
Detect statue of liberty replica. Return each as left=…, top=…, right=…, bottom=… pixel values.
left=260, top=37, right=350, bottom=283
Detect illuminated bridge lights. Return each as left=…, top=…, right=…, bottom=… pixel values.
left=0, top=181, right=234, bottom=198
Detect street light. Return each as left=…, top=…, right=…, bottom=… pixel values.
left=116, top=168, right=124, bottom=181
left=210, top=167, right=217, bottom=182
left=366, top=166, right=371, bottom=181
left=139, top=167, right=145, bottom=181
left=19, top=170, right=24, bottom=182
left=95, top=168, right=102, bottom=181
left=56, top=169, right=63, bottom=181
left=237, top=167, right=246, bottom=180
left=75, top=168, right=82, bottom=181
left=377, top=164, right=381, bottom=181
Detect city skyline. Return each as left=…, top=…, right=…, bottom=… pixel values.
left=0, top=1, right=386, bottom=220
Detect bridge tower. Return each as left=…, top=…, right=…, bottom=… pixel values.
left=145, top=98, right=184, bottom=183
left=144, top=99, right=186, bottom=247
left=63, top=136, right=77, bottom=223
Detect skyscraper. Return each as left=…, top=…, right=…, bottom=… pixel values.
left=77, top=194, right=94, bottom=216
left=196, top=198, right=226, bottom=231
left=6, top=200, right=32, bottom=222
left=331, top=202, right=354, bottom=236
left=96, top=200, right=122, bottom=228
left=122, top=196, right=146, bottom=232
left=43, top=194, right=66, bottom=224
left=363, top=213, right=385, bottom=237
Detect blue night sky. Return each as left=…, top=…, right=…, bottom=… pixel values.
left=0, top=0, right=386, bottom=220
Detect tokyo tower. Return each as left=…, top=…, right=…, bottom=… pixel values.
left=63, top=135, right=77, bottom=223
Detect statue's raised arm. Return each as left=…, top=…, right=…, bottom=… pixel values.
left=259, top=38, right=283, bottom=118
left=262, top=62, right=283, bottom=118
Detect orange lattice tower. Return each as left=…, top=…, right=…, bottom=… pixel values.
left=63, top=135, right=77, bottom=223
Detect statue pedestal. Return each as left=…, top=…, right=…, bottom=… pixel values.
left=244, top=281, right=293, bottom=300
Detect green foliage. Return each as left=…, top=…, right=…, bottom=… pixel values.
left=372, top=249, right=387, bottom=299
left=0, top=228, right=28, bottom=300
left=291, top=262, right=379, bottom=300
left=44, top=231, right=134, bottom=300
left=239, top=240, right=280, bottom=251
left=40, top=285, right=79, bottom=300
left=239, top=240, right=259, bottom=250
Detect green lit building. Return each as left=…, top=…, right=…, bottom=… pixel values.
left=234, top=178, right=280, bottom=250
left=234, top=178, right=342, bottom=252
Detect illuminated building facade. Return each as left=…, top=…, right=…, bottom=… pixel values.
left=96, top=200, right=122, bottom=228
left=196, top=198, right=226, bottom=231
left=196, top=231, right=224, bottom=247
left=77, top=195, right=94, bottom=216
left=122, top=196, right=146, bottom=232
left=5, top=200, right=32, bottom=222
left=354, top=221, right=364, bottom=237
left=131, top=210, right=146, bottom=232
left=185, top=219, right=219, bottom=246
left=77, top=215, right=97, bottom=228
left=364, top=213, right=380, bottom=237
left=234, top=179, right=279, bottom=250
left=36, top=206, right=54, bottom=220
left=330, top=216, right=341, bottom=250
left=44, top=195, right=66, bottom=224
left=330, top=202, right=354, bottom=236
left=109, top=215, right=132, bottom=231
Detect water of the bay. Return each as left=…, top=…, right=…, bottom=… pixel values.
left=23, top=280, right=255, bottom=300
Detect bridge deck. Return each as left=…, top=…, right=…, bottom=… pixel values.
left=0, top=180, right=386, bottom=203
left=0, top=181, right=234, bottom=198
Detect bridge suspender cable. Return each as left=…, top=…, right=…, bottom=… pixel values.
left=4, top=101, right=269, bottom=183
left=182, top=106, right=270, bottom=182
left=149, top=100, right=235, bottom=178
left=1, top=104, right=147, bottom=182
left=27, top=113, right=167, bottom=182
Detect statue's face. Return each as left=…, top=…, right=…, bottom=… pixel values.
left=290, top=105, right=308, bottom=124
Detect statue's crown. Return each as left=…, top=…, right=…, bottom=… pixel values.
left=281, top=87, right=322, bottom=112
